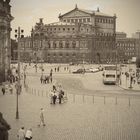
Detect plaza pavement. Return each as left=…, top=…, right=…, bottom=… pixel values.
left=0, top=72, right=140, bottom=140
left=0, top=86, right=140, bottom=140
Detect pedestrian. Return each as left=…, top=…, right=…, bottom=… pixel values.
left=53, top=92, right=57, bottom=104
left=55, top=67, right=56, bottom=72
left=50, top=70, right=53, bottom=83
left=57, top=67, right=59, bottom=72
left=1, top=86, right=5, bottom=95
left=25, top=128, right=32, bottom=140
left=52, top=85, right=57, bottom=92
left=17, top=126, right=25, bottom=140
left=40, top=75, right=43, bottom=84
left=50, top=69, right=53, bottom=73
left=58, top=92, right=63, bottom=104
left=38, top=108, right=45, bottom=127
left=49, top=90, right=54, bottom=104
left=0, top=112, right=11, bottom=140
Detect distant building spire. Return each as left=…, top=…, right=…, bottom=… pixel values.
left=97, top=7, right=100, bottom=12
left=75, top=4, right=78, bottom=9
left=39, top=18, right=43, bottom=24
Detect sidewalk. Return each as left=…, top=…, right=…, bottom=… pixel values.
left=119, top=73, right=140, bottom=91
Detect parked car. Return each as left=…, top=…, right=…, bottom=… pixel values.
left=72, top=69, right=85, bottom=74
left=98, top=65, right=104, bottom=71
left=85, top=68, right=99, bottom=73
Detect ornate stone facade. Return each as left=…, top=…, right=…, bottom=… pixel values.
left=20, top=5, right=116, bottom=64
left=0, top=0, right=13, bottom=82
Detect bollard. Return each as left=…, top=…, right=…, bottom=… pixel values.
left=83, top=95, right=85, bottom=103
left=34, top=89, right=36, bottom=94
left=34, top=89, right=36, bottom=95
left=128, top=98, right=131, bottom=107
left=33, top=89, right=35, bottom=95
left=103, top=96, right=105, bottom=104
left=73, top=94, right=75, bottom=103
left=115, top=97, right=118, bottom=105
left=93, top=96, right=94, bottom=104
left=42, top=90, right=43, bottom=97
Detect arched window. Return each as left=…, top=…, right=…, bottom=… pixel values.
left=59, top=53, right=63, bottom=57
left=48, top=42, right=51, bottom=48
left=72, top=41, right=76, bottom=48
left=72, top=53, right=76, bottom=57
left=59, top=41, right=63, bottom=48
left=66, top=41, right=69, bottom=48
left=53, top=42, right=57, bottom=48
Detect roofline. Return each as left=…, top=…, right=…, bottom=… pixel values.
left=59, top=7, right=115, bottom=19
left=59, top=8, right=93, bottom=19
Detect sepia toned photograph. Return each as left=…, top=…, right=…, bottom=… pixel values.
left=0, top=0, right=140, bottom=140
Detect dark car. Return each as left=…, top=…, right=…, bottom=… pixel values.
left=72, top=69, right=85, bottom=74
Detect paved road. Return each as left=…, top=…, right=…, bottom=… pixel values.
left=26, top=71, right=140, bottom=98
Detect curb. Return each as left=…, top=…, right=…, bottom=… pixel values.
left=118, top=85, right=140, bottom=92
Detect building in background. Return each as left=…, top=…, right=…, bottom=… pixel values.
left=116, top=32, right=127, bottom=39
left=11, top=39, right=18, bottom=62
left=20, top=5, right=116, bottom=64
left=116, top=32, right=140, bottom=63
left=0, top=0, right=13, bottom=83
left=132, top=31, right=140, bottom=39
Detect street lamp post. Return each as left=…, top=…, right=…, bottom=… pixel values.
left=15, top=27, right=24, bottom=119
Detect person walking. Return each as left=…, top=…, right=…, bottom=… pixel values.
left=52, top=85, right=57, bottom=92
left=0, top=112, right=11, bottom=140
left=50, top=70, right=53, bottom=83
left=58, top=92, right=63, bottom=104
left=38, top=108, right=45, bottom=127
left=25, top=128, right=32, bottom=140
left=53, top=92, right=57, bottom=104
left=40, top=75, right=43, bottom=84
left=1, top=86, right=5, bottom=95
left=49, top=90, right=54, bottom=104
left=54, top=67, right=56, bottom=72
left=17, top=126, right=25, bottom=140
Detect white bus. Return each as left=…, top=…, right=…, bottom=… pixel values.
left=102, top=65, right=117, bottom=84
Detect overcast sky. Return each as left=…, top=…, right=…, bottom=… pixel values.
left=11, top=0, right=140, bottom=38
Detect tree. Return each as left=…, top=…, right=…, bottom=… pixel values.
left=136, top=57, right=140, bottom=68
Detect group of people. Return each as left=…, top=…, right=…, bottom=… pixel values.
left=40, top=69, right=53, bottom=84
left=17, top=127, right=32, bottom=140
left=49, top=84, right=65, bottom=104
left=40, top=75, right=51, bottom=84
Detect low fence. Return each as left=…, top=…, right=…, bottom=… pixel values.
left=24, top=85, right=139, bottom=107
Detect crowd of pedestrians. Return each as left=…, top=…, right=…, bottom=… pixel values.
left=49, top=84, right=66, bottom=104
